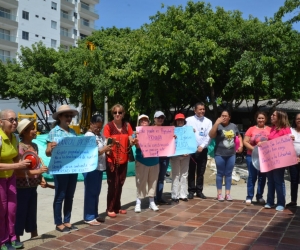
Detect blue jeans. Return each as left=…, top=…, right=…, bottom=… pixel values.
left=266, top=168, right=286, bottom=207
left=53, top=174, right=78, bottom=225
left=215, top=155, right=236, bottom=190
left=156, top=157, right=169, bottom=201
left=246, top=155, right=266, bottom=201
left=83, top=170, right=103, bottom=221
left=15, top=187, right=38, bottom=236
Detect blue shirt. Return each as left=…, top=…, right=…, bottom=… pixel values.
left=135, top=147, right=159, bottom=166
left=46, top=125, right=77, bottom=142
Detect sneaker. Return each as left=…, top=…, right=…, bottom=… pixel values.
left=135, top=204, right=141, bottom=213
left=2, top=243, right=15, bottom=250
left=225, top=194, right=233, bottom=201
left=264, top=204, right=275, bottom=209
left=245, top=199, right=251, bottom=206
left=11, top=240, right=23, bottom=249
left=217, top=194, right=224, bottom=202
left=276, top=205, right=284, bottom=211
left=257, top=198, right=265, bottom=205
left=286, top=202, right=297, bottom=207
left=0, top=244, right=8, bottom=250
left=149, top=203, right=159, bottom=211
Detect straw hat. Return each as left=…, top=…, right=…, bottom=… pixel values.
left=52, top=105, right=79, bottom=120
left=17, top=119, right=36, bottom=135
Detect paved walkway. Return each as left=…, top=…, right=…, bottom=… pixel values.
left=25, top=197, right=300, bottom=250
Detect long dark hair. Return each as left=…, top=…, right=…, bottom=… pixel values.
left=291, top=113, right=300, bottom=128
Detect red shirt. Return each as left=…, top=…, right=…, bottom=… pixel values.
left=268, top=126, right=291, bottom=140
left=245, top=126, right=271, bottom=155
left=103, top=121, right=133, bottom=164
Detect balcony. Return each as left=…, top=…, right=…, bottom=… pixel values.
left=61, top=0, right=75, bottom=11
left=0, top=54, right=13, bottom=63
left=0, top=11, right=18, bottom=29
left=79, top=2, right=98, bottom=20
left=79, top=19, right=96, bottom=35
left=60, top=30, right=75, bottom=45
left=60, top=12, right=74, bottom=27
left=0, top=0, right=18, bottom=8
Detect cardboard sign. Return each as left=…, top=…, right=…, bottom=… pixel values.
left=172, top=126, right=197, bottom=156
left=136, top=126, right=175, bottom=157
left=258, top=135, right=298, bottom=173
left=48, top=136, right=98, bottom=174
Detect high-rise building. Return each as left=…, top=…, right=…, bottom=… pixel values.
left=0, top=0, right=99, bottom=62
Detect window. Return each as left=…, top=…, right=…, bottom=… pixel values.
left=82, top=18, right=89, bottom=27
left=73, top=29, right=77, bottom=36
left=61, top=45, right=69, bottom=52
left=0, top=7, right=11, bottom=19
left=0, top=49, right=10, bottom=62
left=74, top=12, right=77, bottom=19
left=51, top=1, right=57, bottom=10
left=51, top=39, right=57, bottom=48
left=61, top=27, right=68, bottom=37
left=35, top=15, right=39, bottom=18
left=22, top=31, right=29, bottom=40
left=81, top=2, right=89, bottom=11
left=51, top=20, right=57, bottom=29
left=42, top=17, right=45, bottom=20
left=42, top=36, right=45, bottom=39
left=35, top=34, right=39, bottom=37
left=22, top=11, right=29, bottom=20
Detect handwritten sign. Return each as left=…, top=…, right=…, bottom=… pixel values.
left=48, top=136, right=98, bottom=174
left=172, top=126, right=197, bottom=156
left=258, top=135, right=298, bottom=173
left=136, top=126, right=175, bottom=157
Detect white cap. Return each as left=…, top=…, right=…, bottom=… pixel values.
left=138, top=114, right=149, bottom=123
left=154, top=111, right=165, bottom=118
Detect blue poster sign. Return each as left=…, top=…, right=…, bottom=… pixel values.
left=172, top=126, right=197, bottom=156
left=48, top=136, right=98, bottom=174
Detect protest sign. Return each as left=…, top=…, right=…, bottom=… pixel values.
left=136, top=126, right=175, bottom=157
left=258, top=135, right=298, bottom=173
left=172, top=126, right=197, bottom=156
left=48, top=136, right=98, bottom=174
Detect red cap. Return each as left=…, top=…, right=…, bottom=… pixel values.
left=175, top=113, right=185, bottom=120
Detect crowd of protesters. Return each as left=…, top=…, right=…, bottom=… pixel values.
left=1, top=102, right=299, bottom=249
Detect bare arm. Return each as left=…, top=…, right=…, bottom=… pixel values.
left=0, top=160, right=31, bottom=170
left=243, top=135, right=254, bottom=151
left=209, top=117, right=223, bottom=138
left=45, top=142, right=57, bottom=157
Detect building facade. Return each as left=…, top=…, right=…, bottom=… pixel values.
left=0, top=0, right=99, bottom=62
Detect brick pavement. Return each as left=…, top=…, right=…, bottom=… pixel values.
left=25, top=197, right=300, bottom=250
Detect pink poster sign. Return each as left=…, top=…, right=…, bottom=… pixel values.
left=258, top=135, right=298, bottom=173
left=136, top=126, right=175, bottom=157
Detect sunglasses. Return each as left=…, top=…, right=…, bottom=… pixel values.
left=113, top=111, right=123, bottom=115
left=156, top=116, right=164, bottom=119
left=63, top=114, right=73, bottom=118
left=1, top=118, right=18, bottom=124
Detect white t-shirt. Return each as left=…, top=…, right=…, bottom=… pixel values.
left=85, top=131, right=106, bottom=171
left=291, top=128, right=300, bottom=156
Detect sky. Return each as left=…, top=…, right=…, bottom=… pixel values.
left=95, top=0, right=299, bottom=30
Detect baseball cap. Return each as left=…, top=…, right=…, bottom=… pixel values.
left=174, top=113, right=185, bottom=120
left=138, top=114, right=149, bottom=123
left=154, top=111, right=165, bottom=118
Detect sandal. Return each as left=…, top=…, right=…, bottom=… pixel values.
left=107, top=211, right=117, bottom=218
left=84, top=219, right=101, bottom=226
left=119, top=209, right=127, bottom=214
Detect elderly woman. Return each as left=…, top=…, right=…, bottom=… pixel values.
left=262, top=110, right=291, bottom=211
left=83, top=114, right=111, bottom=225
left=46, top=105, right=79, bottom=233
left=134, top=114, right=159, bottom=213
left=287, top=113, right=300, bottom=207
left=243, top=111, right=271, bottom=205
left=14, top=119, right=48, bottom=242
left=0, top=110, right=31, bottom=250
left=103, top=104, right=135, bottom=218
left=153, top=111, right=170, bottom=204
left=209, top=110, right=243, bottom=201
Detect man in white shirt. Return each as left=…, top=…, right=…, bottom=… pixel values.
left=186, top=102, right=212, bottom=199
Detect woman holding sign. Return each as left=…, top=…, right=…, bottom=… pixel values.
left=83, top=114, right=111, bottom=225
left=263, top=110, right=291, bottom=211
left=209, top=110, right=243, bottom=201
left=103, top=104, right=135, bottom=218
left=243, top=112, right=271, bottom=206
left=134, top=114, right=160, bottom=212
left=45, top=105, right=79, bottom=233
left=170, top=113, right=190, bottom=202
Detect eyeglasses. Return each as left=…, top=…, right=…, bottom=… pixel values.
left=113, top=111, right=123, bottom=115
left=63, top=114, right=73, bottom=119
left=1, top=118, right=18, bottom=124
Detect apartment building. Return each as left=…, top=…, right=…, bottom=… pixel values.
left=0, top=0, right=99, bottom=62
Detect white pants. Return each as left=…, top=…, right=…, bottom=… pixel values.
left=135, top=161, right=159, bottom=198
left=170, top=155, right=190, bottom=199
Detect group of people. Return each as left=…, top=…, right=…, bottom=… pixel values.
left=1, top=102, right=299, bottom=249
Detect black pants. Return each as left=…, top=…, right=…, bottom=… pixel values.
left=289, top=163, right=300, bottom=202
left=188, top=149, right=208, bottom=194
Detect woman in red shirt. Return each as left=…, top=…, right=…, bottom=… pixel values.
left=103, top=104, right=135, bottom=218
